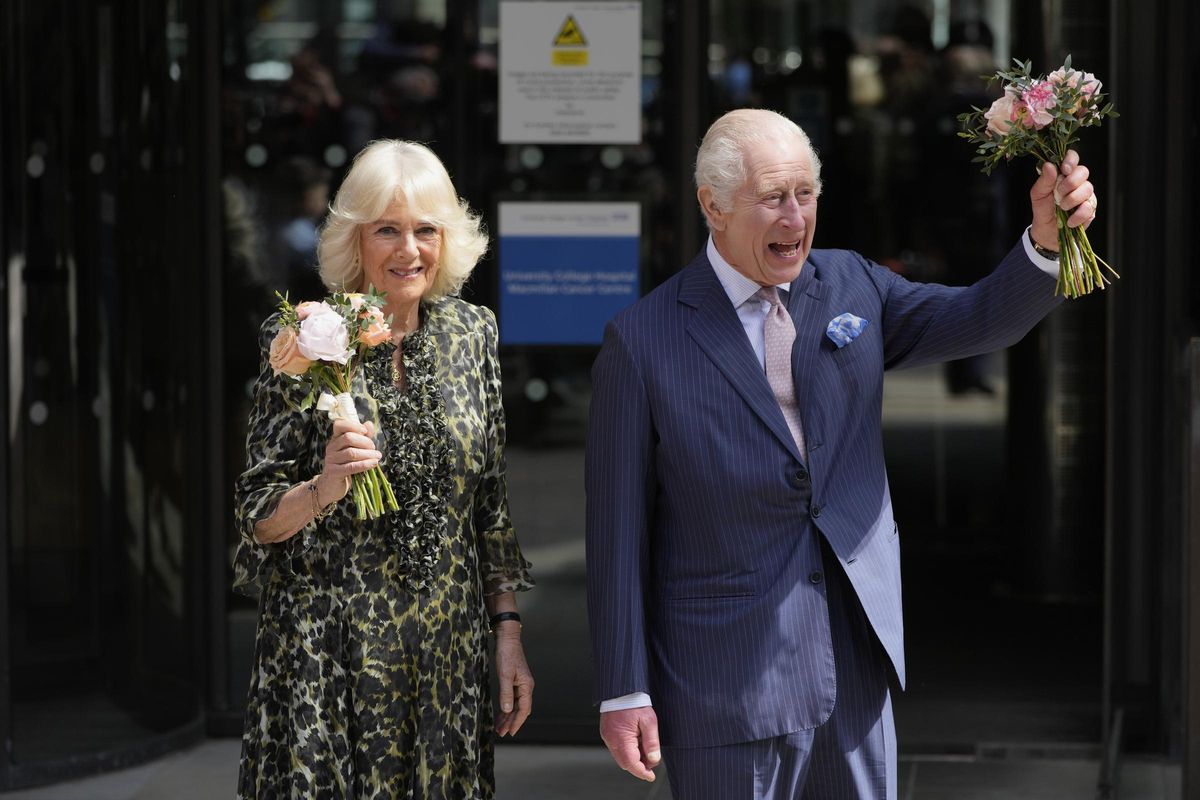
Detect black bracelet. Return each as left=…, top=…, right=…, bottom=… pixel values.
left=1028, top=228, right=1060, bottom=261
left=489, top=611, right=522, bottom=631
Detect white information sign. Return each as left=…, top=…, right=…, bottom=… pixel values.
left=499, top=2, right=642, bottom=144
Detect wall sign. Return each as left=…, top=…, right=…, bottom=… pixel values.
left=498, top=201, right=640, bottom=345
left=499, top=2, right=642, bottom=144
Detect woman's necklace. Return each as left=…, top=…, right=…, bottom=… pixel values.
left=389, top=306, right=418, bottom=390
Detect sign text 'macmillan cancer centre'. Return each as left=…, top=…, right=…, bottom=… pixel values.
left=498, top=202, right=640, bottom=345
left=503, top=269, right=638, bottom=296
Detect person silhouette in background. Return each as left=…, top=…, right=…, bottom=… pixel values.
left=276, top=41, right=343, bottom=160
left=272, top=156, right=331, bottom=301
left=928, top=20, right=1010, bottom=395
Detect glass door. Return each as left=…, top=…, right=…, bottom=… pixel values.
left=464, top=0, right=690, bottom=740
left=2, top=0, right=207, bottom=787
left=705, top=0, right=1104, bottom=752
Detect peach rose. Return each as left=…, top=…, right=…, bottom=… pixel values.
left=984, top=89, right=1020, bottom=136
left=295, top=301, right=321, bottom=320
left=268, top=326, right=313, bottom=376
left=358, top=306, right=391, bottom=347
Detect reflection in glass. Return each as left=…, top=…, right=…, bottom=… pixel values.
left=5, top=0, right=203, bottom=782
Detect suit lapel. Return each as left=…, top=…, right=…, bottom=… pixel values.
left=680, top=253, right=802, bottom=462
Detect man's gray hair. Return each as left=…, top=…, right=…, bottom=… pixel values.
left=694, top=109, right=823, bottom=218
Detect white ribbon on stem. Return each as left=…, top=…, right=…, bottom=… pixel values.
left=316, top=391, right=361, bottom=424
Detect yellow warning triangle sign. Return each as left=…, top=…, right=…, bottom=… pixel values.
left=553, top=15, right=587, bottom=46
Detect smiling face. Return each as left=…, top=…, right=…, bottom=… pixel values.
left=700, top=134, right=819, bottom=286
left=358, top=196, right=441, bottom=325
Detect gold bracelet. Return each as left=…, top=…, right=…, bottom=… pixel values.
left=307, top=478, right=336, bottom=521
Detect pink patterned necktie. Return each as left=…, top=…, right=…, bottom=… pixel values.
left=755, top=286, right=806, bottom=459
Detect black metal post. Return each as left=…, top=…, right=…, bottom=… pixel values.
left=667, top=0, right=708, bottom=267
left=198, top=0, right=230, bottom=728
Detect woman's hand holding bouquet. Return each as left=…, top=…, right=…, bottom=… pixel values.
left=268, top=288, right=400, bottom=520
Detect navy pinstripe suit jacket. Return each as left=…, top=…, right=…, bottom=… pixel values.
left=585, top=241, right=1061, bottom=748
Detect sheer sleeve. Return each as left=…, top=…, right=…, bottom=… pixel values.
left=472, top=307, right=534, bottom=595
left=231, top=313, right=321, bottom=595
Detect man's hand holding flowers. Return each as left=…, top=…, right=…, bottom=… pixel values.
left=960, top=56, right=1116, bottom=297
left=1029, top=148, right=1098, bottom=254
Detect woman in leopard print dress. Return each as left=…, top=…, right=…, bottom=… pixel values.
left=233, top=140, right=534, bottom=799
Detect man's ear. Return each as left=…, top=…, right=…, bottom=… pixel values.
left=697, top=186, right=726, bottom=232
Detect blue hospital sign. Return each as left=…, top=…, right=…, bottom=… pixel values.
left=498, top=202, right=640, bottom=345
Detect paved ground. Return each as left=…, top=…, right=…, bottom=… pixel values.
left=0, top=739, right=1181, bottom=799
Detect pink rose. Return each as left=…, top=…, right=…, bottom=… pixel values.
left=358, top=306, right=391, bottom=347
left=296, top=301, right=353, bottom=364
left=1074, top=73, right=1101, bottom=120
left=296, top=301, right=321, bottom=320
left=1049, top=67, right=1101, bottom=116
left=268, top=326, right=313, bottom=376
left=1020, top=80, right=1057, bottom=128
left=984, top=89, right=1020, bottom=135
left=1078, top=72, right=1100, bottom=96
left=1048, top=67, right=1076, bottom=88
left=1049, top=67, right=1100, bottom=96
left=346, top=293, right=366, bottom=311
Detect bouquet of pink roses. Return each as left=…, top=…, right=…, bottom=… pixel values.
left=958, top=56, right=1118, bottom=298
left=267, top=288, right=400, bottom=520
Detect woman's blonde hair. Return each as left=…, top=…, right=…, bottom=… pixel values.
left=318, top=140, right=487, bottom=299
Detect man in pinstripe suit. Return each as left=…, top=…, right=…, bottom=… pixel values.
left=585, top=108, right=1098, bottom=799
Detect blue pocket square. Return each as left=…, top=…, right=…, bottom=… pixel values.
left=826, top=313, right=868, bottom=348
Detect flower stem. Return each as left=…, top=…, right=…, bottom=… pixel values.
left=381, top=472, right=399, bottom=510
left=344, top=466, right=398, bottom=520
left=1054, top=208, right=1117, bottom=298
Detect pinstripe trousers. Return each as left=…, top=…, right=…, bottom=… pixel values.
left=661, top=536, right=897, bottom=800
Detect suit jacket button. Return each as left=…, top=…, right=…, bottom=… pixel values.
left=809, top=571, right=824, bottom=584
left=811, top=504, right=822, bottom=518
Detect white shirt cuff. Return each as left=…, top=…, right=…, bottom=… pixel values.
left=1022, top=226, right=1061, bottom=277
left=600, top=692, right=653, bottom=713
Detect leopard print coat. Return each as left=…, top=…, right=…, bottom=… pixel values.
left=233, top=297, right=533, bottom=799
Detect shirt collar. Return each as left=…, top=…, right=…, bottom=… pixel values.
left=706, top=236, right=789, bottom=308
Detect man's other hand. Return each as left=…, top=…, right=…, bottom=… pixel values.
left=599, top=706, right=661, bottom=782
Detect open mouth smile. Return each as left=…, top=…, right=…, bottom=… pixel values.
left=769, top=241, right=801, bottom=257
